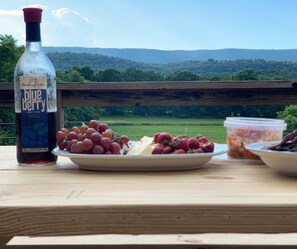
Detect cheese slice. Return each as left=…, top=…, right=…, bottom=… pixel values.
left=127, top=136, right=154, bottom=155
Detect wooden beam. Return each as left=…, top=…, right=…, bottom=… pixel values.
left=1, top=81, right=297, bottom=107
left=60, top=88, right=297, bottom=107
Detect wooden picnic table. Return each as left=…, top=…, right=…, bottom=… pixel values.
left=1, top=145, right=297, bottom=248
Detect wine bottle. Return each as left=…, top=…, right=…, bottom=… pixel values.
left=14, top=8, right=57, bottom=165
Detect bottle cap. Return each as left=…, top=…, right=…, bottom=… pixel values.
left=23, top=8, right=42, bottom=23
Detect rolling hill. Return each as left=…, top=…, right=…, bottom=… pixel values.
left=44, top=47, right=297, bottom=64
left=47, top=51, right=297, bottom=77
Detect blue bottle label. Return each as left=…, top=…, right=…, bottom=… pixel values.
left=20, top=76, right=48, bottom=153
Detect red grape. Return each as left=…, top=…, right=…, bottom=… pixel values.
left=79, top=124, right=88, bottom=134
left=66, top=141, right=72, bottom=152
left=198, top=136, right=209, bottom=144
left=179, top=138, right=189, bottom=152
left=67, top=139, right=77, bottom=150
left=58, top=140, right=67, bottom=150
left=82, top=138, right=94, bottom=152
left=102, top=130, right=113, bottom=139
left=202, top=142, right=215, bottom=153
left=71, top=141, right=83, bottom=153
left=98, top=123, right=108, bottom=133
left=151, top=132, right=214, bottom=155
left=120, top=135, right=129, bottom=145
left=155, top=143, right=164, bottom=148
left=152, top=145, right=163, bottom=154
left=55, top=131, right=66, bottom=141
left=163, top=146, right=172, bottom=154
left=71, top=126, right=80, bottom=134
left=92, top=145, right=104, bottom=154
left=157, top=132, right=173, bottom=145
left=99, top=137, right=111, bottom=150
left=77, top=133, right=84, bottom=141
left=60, top=128, right=69, bottom=135
left=67, top=131, right=78, bottom=141
left=175, top=149, right=186, bottom=154
left=106, top=128, right=114, bottom=135
left=110, top=142, right=121, bottom=154
left=89, top=120, right=99, bottom=130
left=86, top=128, right=96, bottom=139
left=188, top=138, right=200, bottom=149
left=56, top=120, right=130, bottom=155
left=91, top=132, right=102, bottom=143
left=154, top=132, right=161, bottom=143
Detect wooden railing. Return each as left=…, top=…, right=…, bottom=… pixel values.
left=1, top=80, right=297, bottom=128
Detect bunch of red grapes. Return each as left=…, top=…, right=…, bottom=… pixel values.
left=55, top=120, right=129, bottom=155
left=152, top=132, right=214, bottom=154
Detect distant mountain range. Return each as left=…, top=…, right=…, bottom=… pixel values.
left=44, top=47, right=297, bottom=64
left=46, top=51, right=297, bottom=78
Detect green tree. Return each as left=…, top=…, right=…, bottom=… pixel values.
left=277, top=105, right=297, bottom=133
left=94, top=68, right=121, bottom=82
left=232, top=68, right=258, bottom=80
left=64, top=69, right=85, bottom=82
left=74, top=66, right=95, bottom=81
left=0, top=107, right=15, bottom=145
left=141, top=70, right=164, bottom=81
left=120, top=67, right=145, bottom=81
left=0, top=34, right=24, bottom=82
left=208, top=76, right=221, bottom=81
left=120, top=67, right=163, bottom=81
left=56, top=70, right=67, bottom=82
left=0, top=35, right=24, bottom=144
left=166, top=71, right=200, bottom=81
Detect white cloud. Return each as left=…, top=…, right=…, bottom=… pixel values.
left=0, top=9, right=24, bottom=41
left=51, top=8, right=91, bottom=24
left=0, top=5, right=94, bottom=47
left=0, top=4, right=48, bottom=17
left=0, top=9, right=22, bottom=16
left=44, top=7, right=94, bottom=46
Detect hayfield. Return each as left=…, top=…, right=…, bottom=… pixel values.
left=99, top=116, right=226, bottom=143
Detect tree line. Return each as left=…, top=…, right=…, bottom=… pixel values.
left=47, top=51, right=297, bottom=80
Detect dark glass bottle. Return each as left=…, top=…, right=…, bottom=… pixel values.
left=14, top=8, right=57, bottom=165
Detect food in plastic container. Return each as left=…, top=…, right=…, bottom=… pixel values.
left=224, top=117, right=287, bottom=160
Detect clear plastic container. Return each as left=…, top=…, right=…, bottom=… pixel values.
left=224, top=117, right=287, bottom=160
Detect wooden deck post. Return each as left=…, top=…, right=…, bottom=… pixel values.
left=56, top=89, right=64, bottom=130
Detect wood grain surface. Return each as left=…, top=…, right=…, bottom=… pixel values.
left=1, top=81, right=297, bottom=107
left=1, top=146, right=297, bottom=237
left=7, top=233, right=297, bottom=249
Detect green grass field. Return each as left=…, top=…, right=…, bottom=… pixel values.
left=0, top=116, right=226, bottom=146
left=94, top=116, right=226, bottom=143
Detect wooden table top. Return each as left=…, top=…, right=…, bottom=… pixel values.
left=1, top=146, right=297, bottom=237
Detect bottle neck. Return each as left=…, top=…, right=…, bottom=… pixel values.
left=25, top=41, right=43, bottom=52
left=25, top=22, right=43, bottom=51
left=26, top=22, right=41, bottom=42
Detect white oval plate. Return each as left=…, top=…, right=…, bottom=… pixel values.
left=246, top=141, right=297, bottom=177
left=52, top=143, right=228, bottom=171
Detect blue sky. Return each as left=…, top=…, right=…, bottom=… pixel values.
left=1, top=0, right=297, bottom=50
